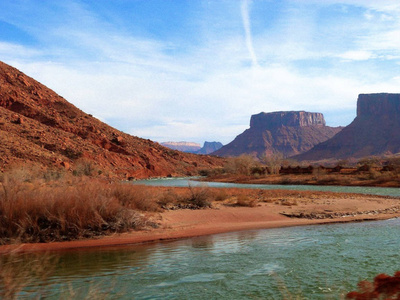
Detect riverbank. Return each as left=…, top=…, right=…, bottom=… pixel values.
left=1, top=189, right=399, bottom=253
left=204, top=173, right=400, bottom=187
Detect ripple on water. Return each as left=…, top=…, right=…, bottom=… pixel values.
left=153, top=273, right=226, bottom=287
left=246, top=263, right=283, bottom=276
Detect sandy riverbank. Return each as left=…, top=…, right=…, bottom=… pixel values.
left=1, top=190, right=399, bottom=253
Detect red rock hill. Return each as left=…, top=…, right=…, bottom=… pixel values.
left=294, top=93, right=400, bottom=161
left=213, top=111, right=342, bottom=158
left=0, top=61, right=222, bottom=178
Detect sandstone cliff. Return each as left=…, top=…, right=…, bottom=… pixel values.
left=213, top=111, right=342, bottom=158
left=294, top=93, right=400, bottom=161
left=0, top=61, right=223, bottom=178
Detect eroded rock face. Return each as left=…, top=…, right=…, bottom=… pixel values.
left=250, top=111, right=326, bottom=129
left=294, top=93, right=400, bottom=161
left=213, top=111, right=341, bottom=158
left=0, top=61, right=223, bottom=178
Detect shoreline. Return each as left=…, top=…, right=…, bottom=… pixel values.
left=1, top=192, right=400, bottom=253
left=203, top=174, right=400, bottom=188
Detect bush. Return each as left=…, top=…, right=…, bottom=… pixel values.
left=184, top=185, right=212, bottom=208
left=347, top=271, right=400, bottom=299
left=224, top=155, right=260, bottom=176
left=234, top=194, right=258, bottom=207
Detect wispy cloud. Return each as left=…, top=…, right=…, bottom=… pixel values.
left=241, top=0, right=258, bottom=67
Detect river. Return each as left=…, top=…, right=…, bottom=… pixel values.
left=2, top=179, right=400, bottom=299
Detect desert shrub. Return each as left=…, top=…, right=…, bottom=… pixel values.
left=72, top=158, right=98, bottom=177
left=280, top=198, right=298, bottom=206
left=157, top=189, right=179, bottom=208
left=111, top=184, right=161, bottom=212
left=234, top=194, right=258, bottom=207
left=180, top=185, right=212, bottom=208
left=43, top=168, right=66, bottom=181
left=198, top=167, right=224, bottom=177
left=346, top=271, right=400, bottom=299
left=63, top=147, right=83, bottom=160
left=212, top=189, right=229, bottom=202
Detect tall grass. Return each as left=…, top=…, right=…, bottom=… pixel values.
left=0, top=167, right=162, bottom=244
left=0, top=179, right=150, bottom=244
left=0, top=166, right=270, bottom=244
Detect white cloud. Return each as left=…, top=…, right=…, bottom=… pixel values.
left=338, top=50, right=375, bottom=61
left=3, top=0, right=400, bottom=145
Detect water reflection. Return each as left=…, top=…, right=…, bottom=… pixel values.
left=3, top=218, right=400, bottom=299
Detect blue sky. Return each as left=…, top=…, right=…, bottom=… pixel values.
left=1, top=0, right=400, bottom=144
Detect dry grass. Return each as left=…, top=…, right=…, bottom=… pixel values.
left=0, top=179, right=149, bottom=244
left=1, top=166, right=288, bottom=245
left=0, top=168, right=162, bottom=244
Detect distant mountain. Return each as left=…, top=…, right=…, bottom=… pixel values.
left=213, top=111, right=342, bottom=158
left=197, top=141, right=223, bottom=155
left=160, top=142, right=201, bottom=153
left=161, top=141, right=223, bottom=155
left=294, top=93, right=400, bottom=161
left=0, top=61, right=223, bottom=178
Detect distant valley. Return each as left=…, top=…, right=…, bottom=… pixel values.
left=161, top=141, right=223, bottom=155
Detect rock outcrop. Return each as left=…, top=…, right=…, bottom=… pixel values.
left=294, top=93, right=400, bottom=161
left=0, top=61, right=223, bottom=178
left=213, top=111, right=342, bottom=158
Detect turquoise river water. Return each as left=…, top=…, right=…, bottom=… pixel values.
left=2, top=179, right=400, bottom=299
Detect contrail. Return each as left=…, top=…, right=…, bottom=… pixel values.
left=241, top=0, right=258, bottom=67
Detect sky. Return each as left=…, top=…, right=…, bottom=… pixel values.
left=1, top=0, right=400, bottom=145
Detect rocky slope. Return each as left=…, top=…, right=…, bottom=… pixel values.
left=0, top=61, right=223, bottom=178
left=294, top=93, right=400, bottom=161
left=213, top=111, right=342, bottom=158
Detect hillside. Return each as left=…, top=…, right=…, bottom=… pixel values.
left=213, top=111, right=342, bottom=158
left=294, top=93, right=400, bottom=161
left=0, top=61, right=223, bottom=179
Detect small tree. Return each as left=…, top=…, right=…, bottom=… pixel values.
left=224, top=155, right=259, bottom=176
left=261, top=153, right=284, bottom=174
